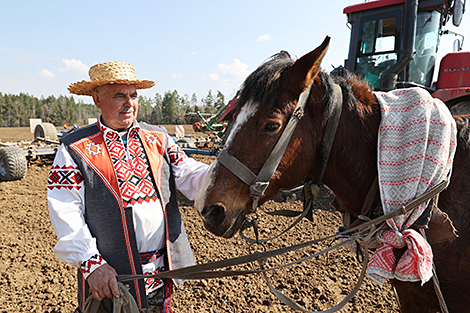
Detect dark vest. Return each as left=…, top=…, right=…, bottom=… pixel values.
left=61, top=122, right=195, bottom=310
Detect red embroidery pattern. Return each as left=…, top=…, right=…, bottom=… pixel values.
left=144, top=266, right=165, bottom=292
left=80, top=254, right=105, bottom=277
left=104, top=130, right=158, bottom=207
left=140, top=249, right=166, bottom=292
left=379, top=117, right=449, bottom=132
left=48, top=165, right=84, bottom=190
left=167, top=144, right=186, bottom=166
left=140, top=249, right=165, bottom=265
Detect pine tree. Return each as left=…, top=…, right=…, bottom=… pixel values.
left=215, top=91, right=225, bottom=110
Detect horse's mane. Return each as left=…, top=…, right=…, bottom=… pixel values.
left=238, top=51, right=294, bottom=106
left=330, top=67, right=377, bottom=119
left=454, top=115, right=470, bottom=147
left=238, top=50, right=377, bottom=120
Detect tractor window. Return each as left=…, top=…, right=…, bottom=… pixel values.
left=407, top=11, right=440, bottom=87
left=356, top=15, right=399, bottom=89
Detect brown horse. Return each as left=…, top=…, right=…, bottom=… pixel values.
left=194, top=37, right=470, bottom=312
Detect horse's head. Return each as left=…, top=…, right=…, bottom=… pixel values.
left=195, top=37, right=332, bottom=237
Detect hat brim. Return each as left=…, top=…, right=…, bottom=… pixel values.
left=68, top=79, right=155, bottom=96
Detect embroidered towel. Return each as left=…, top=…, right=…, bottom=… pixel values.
left=368, top=87, right=456, bottom=284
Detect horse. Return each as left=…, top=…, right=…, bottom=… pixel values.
left=194, top=36, right=470, bottom=312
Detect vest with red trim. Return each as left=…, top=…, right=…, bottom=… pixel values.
left=60, top=122, right=195, bottom=310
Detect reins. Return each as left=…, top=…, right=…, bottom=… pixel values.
left=115, top=79, right=451, bottom=312
left=117, top=176, right=451, bottom=282
left=115, top=177, right=450, bottom=312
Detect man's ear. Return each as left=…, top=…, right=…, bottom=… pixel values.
left=92, top=91, right=101, bottom=109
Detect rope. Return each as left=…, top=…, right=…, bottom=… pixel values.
left=419, top=228, right=450, bottom=313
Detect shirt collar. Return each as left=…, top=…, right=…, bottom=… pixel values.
left=97, top=116, right=141, bottom=140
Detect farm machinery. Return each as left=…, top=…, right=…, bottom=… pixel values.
left=0, top=122, right=67, bottom=181
left=0, top=122, right=219, bottom=182
left=188, top=98, right=239, bottom=137
left=343, top=0, right=469, bottom=114
left=178, top=98, right=240, bottom=156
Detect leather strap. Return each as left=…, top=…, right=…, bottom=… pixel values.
left=250, top=85, right=313, bottom=196
left=117, top=231, right=363, bottom=282
left=312, top=84, right=343, bottom=184
left=217, top=84, right=313, bottom=199
left=217, top=149, right=256, bottom=186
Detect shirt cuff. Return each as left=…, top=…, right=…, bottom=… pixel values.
left=80, top=254, right=107, bottom=280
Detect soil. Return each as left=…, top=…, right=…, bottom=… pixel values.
left=0, top=126, right=399, bottom=313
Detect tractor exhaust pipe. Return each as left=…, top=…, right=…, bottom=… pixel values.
left=380, top=0, right=418, bottom=91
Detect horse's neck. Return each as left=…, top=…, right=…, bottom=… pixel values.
left=321, top=89, right=381, bottom=216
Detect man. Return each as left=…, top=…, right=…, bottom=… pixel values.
left=47, top=61, right=210, bottom=312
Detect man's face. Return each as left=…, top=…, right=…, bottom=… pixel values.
left=92, top=84, right=139, bottom=131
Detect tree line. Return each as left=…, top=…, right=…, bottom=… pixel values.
left=0, top=90, right=226, bottom=127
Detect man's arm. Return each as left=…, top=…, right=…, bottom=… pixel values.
left=166, top=135, right=211, bottom=200
left=48, top=144, right=119, bottom=299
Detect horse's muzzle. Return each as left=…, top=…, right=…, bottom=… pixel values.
left=200, top=203, right=227, bottom=236
left=200, top=203, right=246, bottom=238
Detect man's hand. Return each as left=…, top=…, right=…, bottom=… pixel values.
left=86, top=263, right=120, bottom=300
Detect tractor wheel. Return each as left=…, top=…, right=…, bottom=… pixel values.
left=34, top=122, right=58, bottom=141
left=450, top=101, right=470, bottom=116
left=0, top=146, right=27, bottom=181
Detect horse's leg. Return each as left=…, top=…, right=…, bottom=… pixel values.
left=389, top=248, right=440, bottom=313
left=391, top=279, right=439, bottom=313
left=392, top=240, right=470, bottom=313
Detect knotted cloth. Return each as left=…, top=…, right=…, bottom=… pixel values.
left=368, top=229, right=433, bottom=285
left=367, top=88, right=456, bottom=285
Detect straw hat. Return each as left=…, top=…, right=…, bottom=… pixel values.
left=68, top=61, right=155, bottom=96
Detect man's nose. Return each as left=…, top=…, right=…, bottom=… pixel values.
left=123, top=96, right=134, bottom=105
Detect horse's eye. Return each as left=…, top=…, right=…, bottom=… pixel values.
left=262, top=122, right=281, bottom=133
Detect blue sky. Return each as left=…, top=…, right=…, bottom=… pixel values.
left=1, top=0, right=469, bottom=105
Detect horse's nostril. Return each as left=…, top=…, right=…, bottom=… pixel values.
left=201, top=204, right=226, bottom=229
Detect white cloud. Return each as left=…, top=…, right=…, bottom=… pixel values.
left=172, top=73, right=183, bottom=78
left=209, top=59, right=250, bottom=82
left=209, top=73, right=221, bottom=81
left=39, top=69, right=55, bottom=79
left=257, top=34, right=272, bottom=42
left=59, top=58, right=88, bottom=74
left=189, top=51, right=196, bottom=56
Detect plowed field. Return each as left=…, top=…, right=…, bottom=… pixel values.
left=0, top=127, right=399, bottom=312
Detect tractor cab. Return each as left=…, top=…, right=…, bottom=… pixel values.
left=344, top=0, right=466, bottom=92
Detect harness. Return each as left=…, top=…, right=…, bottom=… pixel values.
left=216, top=80, right=450, bottom=312
left=118, top=80, right=451, bottom=312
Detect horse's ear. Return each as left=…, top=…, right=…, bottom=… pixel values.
left=283, top=36, right=330, bottom=92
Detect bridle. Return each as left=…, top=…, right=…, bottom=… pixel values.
left=217, top=80, right=343, bottom=218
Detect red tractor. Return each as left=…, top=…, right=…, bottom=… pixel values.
left=343, top=0, right=469, bottom=114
